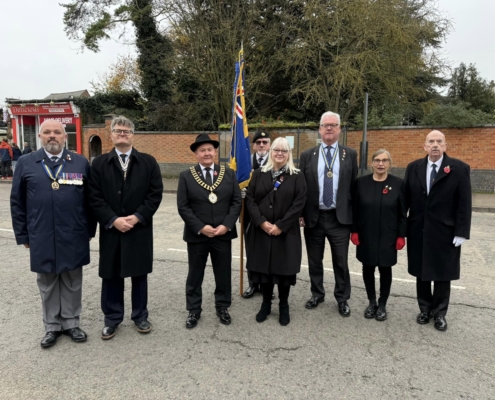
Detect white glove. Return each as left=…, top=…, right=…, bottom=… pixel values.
left=453, top=236, right=466, bottom=247
left=241, top=188, right=247, bottom=199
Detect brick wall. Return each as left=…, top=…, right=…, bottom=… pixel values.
left=82, top=120, right=495, bottom=192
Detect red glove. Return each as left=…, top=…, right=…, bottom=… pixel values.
left=350, top=233, right=360, bottom=246
left=396, top=237, right=405, bottom=250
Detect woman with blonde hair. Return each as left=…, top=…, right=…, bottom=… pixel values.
left=351, top=149, right=407, bottom=321
left=245, top=137, right=307, bottom=325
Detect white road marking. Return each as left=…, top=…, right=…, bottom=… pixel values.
left=0, top=228, right=14, bottom=232
left=166, top=248, right=466, bottom=290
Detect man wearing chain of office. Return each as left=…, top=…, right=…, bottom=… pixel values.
left=177, top=134, right=241, bottom=329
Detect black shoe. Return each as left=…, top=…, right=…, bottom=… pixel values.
left=256, top=302, right=272, bottom=323
left=62, top=327, right=88, bottom=342
left=40, top=331, right=62, bottom=348
left=434, top=316, right=448, bottom=331
left=101, top=326, right=117, bottom=340
left=375, top=305, right=387, bottom=321
left=186, top=313, right=201, bottom=329
left=279, top=304, right=290, bottom=326
left=242, top=286, right=259, bottom=299
left=305, top=296, right=324, bottom=309
left=216, top=309, right=232, bottom=325
left=338, top=301, right=351, bottom=317
left=364, top=302, right=378, bottom=319
left=135, top=320, right=152, bottom=334
left=416, top=312, right=430, bottom=325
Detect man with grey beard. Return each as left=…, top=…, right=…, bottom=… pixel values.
left=11, top=120, right=96, bottom=348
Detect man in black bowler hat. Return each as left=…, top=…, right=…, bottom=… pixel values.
left=242, top=131, right=271, bottom=298
left=177, top=134, right=242, bottom=329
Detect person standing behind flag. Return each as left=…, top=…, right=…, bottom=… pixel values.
left=178, top=134, right=241, bottom=329
left=242, top=131, right=271, bottom=299
left=246, top=137, right=306, bottom=325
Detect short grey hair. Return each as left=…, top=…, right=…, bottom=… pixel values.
left=320, top=111, right=341, bottom=126
left=371, top=148, right=392, bottom=164
left=111, top=115, right=135, bottom=132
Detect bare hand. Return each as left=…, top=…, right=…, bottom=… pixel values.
left=114, top=217, right=134, bottom=233
left=268, top=225, right=282, bottom=236
left=299, top=217, right=305, bottom=227
left=214, top=225, right=229, bottom=236
left=200, top=225, right=216, bottom=238
left=23, top=244, right=30, bottom=249
left=125, top=215, right=140, bottom=226
left=261, top=221, right=274, bottom=235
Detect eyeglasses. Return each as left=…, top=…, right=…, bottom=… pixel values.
left=272, top=148, right=289, bottom=154
left=372, top=159, right=390, bottom=164
left=112, top=129, right=134, bottom=136
left=255, top=140, right=269, bottom=145
left=320, top=123, right=339, bottom=129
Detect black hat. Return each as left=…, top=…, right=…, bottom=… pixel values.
left=252, top=131, right=269, bottom=143
left=190, top=134, right=219, bottom=152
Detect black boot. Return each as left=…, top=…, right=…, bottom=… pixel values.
left=375, top=303, right=387, bottom=321
left=256, top=302, right=272, bottom=322
left=364, top=300, right=378, bottom=319
left=279, top=304, right=290, bottom=326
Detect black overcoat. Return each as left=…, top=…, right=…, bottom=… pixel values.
left=245, top=168, right=307, bottom=276
left=177, top=164, right=241, bottom=242
left=352, top=174, right=407, bottom=267
left=10, top=149, right=96, bottom=274
left=89, top=148, right=163, bottom=279
left=299, top=144, right=358, bottom=227
left=404, top=154, right=472, bottom=281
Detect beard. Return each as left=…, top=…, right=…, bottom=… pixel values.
left=45, top=141, right=63, bottom=153
left=256, top=150, right=268, bottom=157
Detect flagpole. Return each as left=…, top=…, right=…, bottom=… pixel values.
left=239, top=200, right=245, bottom=296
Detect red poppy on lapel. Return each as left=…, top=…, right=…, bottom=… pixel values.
left=444, top=166, right=450, bottom=174
left=382, top=185, right=392, bottom=194
left=382, top=188, right=388, bottom=194
left=214, top=171, right=218, bottom=176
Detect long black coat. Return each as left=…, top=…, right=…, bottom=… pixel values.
left=352, top=174, right=407, bottom=267
left=89, top=148, right=163, bottom=279
left=177, top=164, right=241, bottom=242
left=404, top=154, right=472, bottom=281
left=245, top=168, right=307, bottom=276
left=10, top=149, right=96, bottom=274
left=299, top=144, right=358, bottom=227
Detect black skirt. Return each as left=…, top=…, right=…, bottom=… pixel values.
left=250, top=272, right=297, bottom=286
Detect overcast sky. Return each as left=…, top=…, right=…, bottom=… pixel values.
left=1, top=0, right=494, bottom=106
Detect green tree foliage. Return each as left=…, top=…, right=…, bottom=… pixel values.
left=420, top=102, right=494, bottom=128
left=448, top=63, right=495, bottom=114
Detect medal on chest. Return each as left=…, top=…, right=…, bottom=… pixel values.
left=42, top=159, right=65, bottom=191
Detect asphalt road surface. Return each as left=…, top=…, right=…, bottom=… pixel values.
left=0, top=185, right=494, bottom=399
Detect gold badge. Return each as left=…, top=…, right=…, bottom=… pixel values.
left=52, top=181, right=60, bottom=190
left=208, top=192, right=218, bottom=203
left=327, top=171, right=333, bottom=178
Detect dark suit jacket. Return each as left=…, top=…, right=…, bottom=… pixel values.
left=299, top=144, right=358, bottom=227
left=177, top=164, right=242, bottom=242
left=89, top=148, right=163, bottom=278
left=352, top=174, right=407, bottom=267
left=404, top=153, right=472, bottom=281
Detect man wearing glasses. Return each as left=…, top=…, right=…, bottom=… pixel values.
left=299, top=111, right=358, bottom=317
left=242, top=131, right=271, bottom=298
left=89, top=116, right=163, bottom=340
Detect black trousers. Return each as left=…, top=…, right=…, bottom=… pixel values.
left=101, top=274, right=148, bottom=327
left=1, top=160, right=11, bottom=178
left=186, top=238, right=232, bottom=314
left=304, top=210, right=351, bottom=303
left=416, top=278, right=451, bottom=317
left=362, top=265, right=392, bottom=305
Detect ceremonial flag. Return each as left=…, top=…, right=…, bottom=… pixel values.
left=229, top=48, right=252, bottom=189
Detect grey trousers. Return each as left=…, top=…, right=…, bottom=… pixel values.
left=36, top=268, right=83, bottom=332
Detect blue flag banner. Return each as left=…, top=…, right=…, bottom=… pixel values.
left=229, top=48, right=252, bottom=189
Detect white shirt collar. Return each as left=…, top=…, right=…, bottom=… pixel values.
left=199, top=163, right=215, bottom=171
left=115, top=147, right=132, bottom=157
left=427, top=156, right=443, bottom=169
left=44, top=149, right=64, bottom=161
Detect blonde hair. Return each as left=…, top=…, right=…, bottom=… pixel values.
left=261, top=137, right=299, bottom=175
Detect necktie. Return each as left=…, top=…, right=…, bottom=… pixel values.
left=120, top=154, right=127, bottom=162
left=323, top=146, right=334, bottom=207
left=430, top=164, right=437, bottom=191
left=204, top=167, right=212, bottom=186
left=51, top=156, right=58, bottom=163
left=258, top=157, right=263, bottom=165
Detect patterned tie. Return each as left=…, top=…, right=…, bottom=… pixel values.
left=430, top=164, right=437, bottom=191
left=258, top=157, right=263, bottom=165
left=323, top=146, right=334, bottom=207
left=204, top=167, right=212, bottom=186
